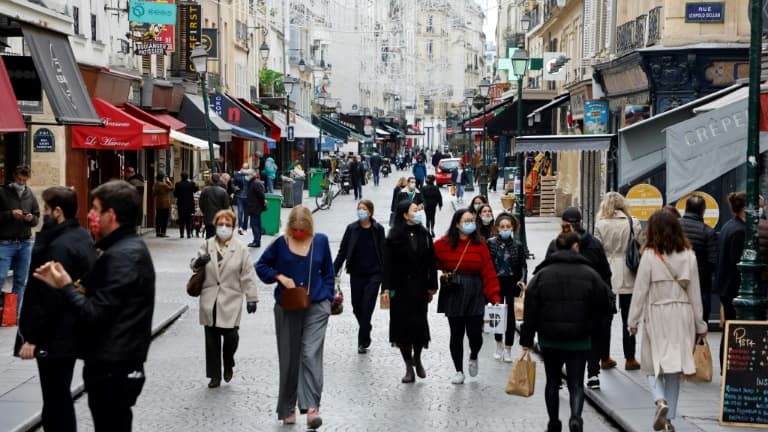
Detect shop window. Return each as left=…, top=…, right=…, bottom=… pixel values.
left=73, top=6, right=80, bottom=35
left=90, top=13, right=96, bottom=41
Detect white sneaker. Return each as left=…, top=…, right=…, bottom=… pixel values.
left=451, top=371, right=465, bottom=384
left=502, top=348, right=514, bottom=363
left=494, top=342, right=503, bottom=361
left=468, top=359, right=479, bottom=377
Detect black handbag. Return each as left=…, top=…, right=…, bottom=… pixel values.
left=625, top=213, right=641, bottom=274
left=440, top=240, right=470, bottom=291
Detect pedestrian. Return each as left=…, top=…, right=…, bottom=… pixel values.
left=488, top=159, right=499, bottom=192
left=255, top=206, right=334, bottom=429
left=662, top=205, right=681, bottom=218
left=263, top=157, right=278, bottom=193
left=487, top=213, right=527, bottom=362
left=421, top=174, right=443, bottom=237
left=15, top=186, right=96, bottom=432
left=520, top=232, right=610, bottom=432
left=628, top=210, right=708, bottom=432
left=476, top=204, right=495, bottom=240
left=382, top=200, right=436, bottom=383
left=370, top=152, right=382, bottom=186
left=152, top=173, right=173, bottom=238
left=451, top=162, right=469, bottom=203
left=233, top=163, right=253, bottom=235
left=434, top=209, right=501, bottom=384
left=546, top=207, right=616, bottom=390
left=191, top=209, right=259, bottom=388
left=0, top=165, right=39, bottom=317
left=124, top=165, right=145, bottom=227
left=412, top=156, right=427, bottom=189
left=593, top=192, right=643, bottom=371
left=199, top=174, right=231, bottom=239
left=431, top=149, right=443, bottom=170
left=715, top=192, right=745, bottom=372
left=396, top=176, right=424, bottom=206
left=174, top=172, right=198, bottom=238
left=350, top=155, right=364, bottom=200
left=334, top=199, right=385, bottom=354
left=467, top=195, right=488, bottom=215
left=220, top=172, right=236, bottom=206
left=32, top=180, right=155, bottom=432
left=390, top=177, right=408, bottom=227
left=680, top=194, right=718, bottom=324
left=245, top=172, right=267, bottom=248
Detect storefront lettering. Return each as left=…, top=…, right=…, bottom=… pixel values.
left=684, top=109, right=746, bottom=147
left=49, top=44, right=76, bottom=110
left=84, top=135, right=132, bottom=148
left=101, top=116, right=131, bottom=128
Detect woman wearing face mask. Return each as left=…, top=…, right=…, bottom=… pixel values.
left=333, top=200, right=386, bottom=353
left=190, top=209, right=259, bottom=389
left=434, top=209, right=501, bottom=384
left=476, top=204, right=495, bottom=241
left=390, top=177, right=408, bottom=227
left=256, top=206, right=335, bottom=428
left=382, top=200, right=437, bottom=383
left=487, top=213, right=527, bottom=362
left=467, top=195, right=488, bottom=215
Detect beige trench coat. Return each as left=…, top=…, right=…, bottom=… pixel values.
left=627, top=249, right=708, bottom=377
left=594, top=212, right=643, bottom=295
left=191, top=237, right=259, bottom=328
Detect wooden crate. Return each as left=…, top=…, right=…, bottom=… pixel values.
left=539, top=175, right=557, bottom=217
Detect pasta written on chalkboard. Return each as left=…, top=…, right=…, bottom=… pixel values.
left=719, top=320, right=768, bottom=428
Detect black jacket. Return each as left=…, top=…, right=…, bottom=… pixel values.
left=16, top=219, right=96, bottom=358
left=63, top=225, right=155, bottom=364
left=681, top=212, right=717, bottom=295
left=173, top=180, right=198, bottom=216
left=349, top=160, right=364, bottom=184
left=716, top=217, right=745, bottom=299
left=245, top=178, right=266, bottom=215
left=546, top=229, right=612, bottom=287
left=396, top=188, right=424, bottom=207
left=0, top=184, right=40, bottom=240
left=333, top=219, right=385, bottom=275
left=370, top=154, right=382, bottom=171
left=199, top=184, right=230, bottom=224
left=520, top=251, right=610, bottom=348
left=421, top=184, right=443, bottom=211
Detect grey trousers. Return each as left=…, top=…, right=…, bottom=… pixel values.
left=274, top=301, right=331, bottom=419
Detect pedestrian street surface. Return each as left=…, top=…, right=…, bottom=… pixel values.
left=63, top=170, right=620, bottom=432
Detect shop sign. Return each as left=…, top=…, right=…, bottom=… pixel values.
left=134, top=41, right=168, bottom=56
left=685, top=2, right=724, bottom=23
left=584, top=100, right=609, bottom=134
left=202, top=29, right=218, bottom=59
left=129, top=0, right=175, bottom=52
left=622, top=105, right=651, bottom=128
left=178, top=3, right=201, bottom=72
left=129, top=1, right=177, bottom=25
left=33, top=128, right=55, bottom=152
left=674, top=191, right=720, bottom=228
left=626, top=183, right=663, bottom=221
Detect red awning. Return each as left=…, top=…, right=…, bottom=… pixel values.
left=124, top=104, right=186, bottom=132
left=466, top=112, right=495, bottom=129
left=236, top=98, right=281, bottom=143
left=0, top=59, right=26, bottom=133
left=71, top=98, right=169, bottom=150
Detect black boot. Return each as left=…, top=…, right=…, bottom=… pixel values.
left=568, top=416, right=583, bottom=432
left=547, top=419, right=562, bottom=432
left=401, top=360, right=415, bottom=383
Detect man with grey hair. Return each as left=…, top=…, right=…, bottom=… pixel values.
left=199, top=174, right=230, bottom=239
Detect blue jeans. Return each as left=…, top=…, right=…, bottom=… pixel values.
left=456, top=184, right=464, bottom=200
left=249, top=212, right=262, bottom=246
left=0, top=239, right=33, bottom=315
left=353, top=182, right=363, bottom=200
left=236, top=197, right=249, bottom=230
left=372, top=169, right=380, bottom=186
left=266, top=177, right=275, bottom=193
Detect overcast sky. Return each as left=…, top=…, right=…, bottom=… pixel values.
left=483, top=0, right=498, bottom=44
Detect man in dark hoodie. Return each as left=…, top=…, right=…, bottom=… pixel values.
left=522, top=232, right=610, bottom=432
left=546, top=207, right=615, bottom=390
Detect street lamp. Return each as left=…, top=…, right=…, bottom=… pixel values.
left=478, top=77, right=491, bottom=196
left=511, top=47, right=530, bottom=256
left=259, top=41, right=270, bottom=67
left=298, top=58, right=306, bottom=73
left=463, top=89, right=475, bottom=191
left=317, top=94, right=327, bottom=167
left=190, top=43, right=216, bottom=174
left=283, top=74, right=298, bottom=178
left=520, top=13, right=531, bottom=34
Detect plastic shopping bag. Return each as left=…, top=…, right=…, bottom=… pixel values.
left=483, top=303, right=507, bottom=334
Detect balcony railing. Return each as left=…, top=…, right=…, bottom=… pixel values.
left=647, top=7, right=662, bottom=46
left=635, top=15, right=647, bottom=49
left=616, top=21, right=635, bottom=56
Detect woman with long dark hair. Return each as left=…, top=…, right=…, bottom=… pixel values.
left=628, top=210, right=707, bottom=432
left=434, top=209, right=500, bottom=384
left=382, top=200, right=437, bottom=383
left=476, top=204, right=495, bottom=241
left=467, top=195, right=488, bottom=215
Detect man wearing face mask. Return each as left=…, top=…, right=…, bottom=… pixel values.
left=32, top=180, right=155, bottom=432
left=333, top=199, right=386, bottom=353
left=396, top=176, right=424, bottom=206
left=15, top=186, right=95, bottom=432
left=0, top=165, right=40, bottom=319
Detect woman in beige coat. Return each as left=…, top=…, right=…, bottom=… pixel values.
left=191, top=209, right=259, bottom=388
left=594, top=191, right=643, bottom=370
left=628, top=210, right=707, bottom=432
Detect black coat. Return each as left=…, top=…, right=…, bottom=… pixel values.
left=64, top=225, right=156, bottom=364
left=520, top=251, right=610, bottom=348
left=681, top=212, right=718, bottom=295
left=420, top=184, right=443, bottom=211
left=716, top=217, right=745, bottom=299
left=245, top=178, right=266, bottom=215
left=0, top=184, right=40, bottom=240
left=396, top=188, right=424, bottom=207
left=199, top=184, right=230, bottom=224
left=333, top=219, right=385, bottom=275
left=173, top=180, right=198, bottom=216
left=370, top=154, right=382, bottom=171
left=546, top=229, right=612, bottom=287
left=15, top=219, right=96, bottom=358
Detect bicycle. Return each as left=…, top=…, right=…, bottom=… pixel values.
left=314, top=178, right=341, bottom=212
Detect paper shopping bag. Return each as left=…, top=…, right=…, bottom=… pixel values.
left=1, top=293, right=18, bottom=327
left=506, top=351, right=536, bottom=397
left=514, top=291, right=525, bottom=321
left=687, top=336, right=713, bottom=383
left=483, top=303, right=507, bottom=334
left=379, top=293, right=390, bottom=310
left=450, top=185, right=457, bottom=196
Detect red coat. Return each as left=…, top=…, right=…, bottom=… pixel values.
left=434, top=236, right=501, bottom=304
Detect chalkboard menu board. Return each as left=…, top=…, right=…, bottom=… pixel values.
left=720, top=320, right=768, bottom=428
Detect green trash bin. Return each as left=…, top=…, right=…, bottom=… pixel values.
left=308, top=168, right=324, bottom=197
left=261, top=193, right=283, bottom=235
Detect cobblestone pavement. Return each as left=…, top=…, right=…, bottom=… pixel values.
left=63, top=171, right=620, bottom=432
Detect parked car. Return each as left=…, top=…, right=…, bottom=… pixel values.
left=435, top=158, right=461, bottom=187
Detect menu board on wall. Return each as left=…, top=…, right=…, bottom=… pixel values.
left=719, top=320, right=768, bottom=428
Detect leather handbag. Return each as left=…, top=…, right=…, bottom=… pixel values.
left=625, top=213, right=641, bottom=274
left=440, top=240, right=471, bottom=291
left=187, top=240, right=208, bottom=297
left=281, top=240, right=313, bottom=312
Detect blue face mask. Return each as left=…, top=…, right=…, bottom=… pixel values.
left=357, top=209, right=369, bottom=221
left=413, top=210, right=426, bottom=225
left=461, top=222, right=476, bottom=234
left=498, top=230, right=513, bottom=239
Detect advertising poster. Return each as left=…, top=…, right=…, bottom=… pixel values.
left=622, top=105, right=651, bottom=128
left=584, top=100, right=609, bottom=134
left=129, top=0, right=175, bottom=54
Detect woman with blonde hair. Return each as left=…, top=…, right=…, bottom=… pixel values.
left=390, top=176, right=409, bottom=226
left=594, top=191, right=643, bottom=371
left=190, top=209, right=259, bottom=389
left=256, top=205, right=335, bottom=428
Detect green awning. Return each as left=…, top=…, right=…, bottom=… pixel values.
left=313, top=115, right=372, bottom=144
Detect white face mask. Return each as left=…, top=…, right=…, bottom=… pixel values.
left=216, top=225, right=233, bottom=240
left=481, top=216, right=493, bottom=225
